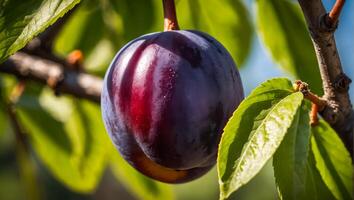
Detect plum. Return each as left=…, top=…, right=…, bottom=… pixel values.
left=101, top=0, right=244, bottom=183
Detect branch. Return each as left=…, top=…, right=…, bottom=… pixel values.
left=0, top=52, right=102, bottom=103
left=298, top=0, right=353, bottom=157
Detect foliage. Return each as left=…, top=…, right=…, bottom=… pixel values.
left=311, top=120, right=353, bottom=200
left=218, top=78, right=352, bottom=199
left=273, top=101, right=311, bottom=200
left=0, top=0, right=80, bottom=62
left=16, top=87, right=110, bottom=192
left=0, top=0, right=352, bottom=199
left=256, top=0, right=322, bottom=94
left=217, top=78, right=299, bottom=198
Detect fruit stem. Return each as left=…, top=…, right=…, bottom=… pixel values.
left=163, top=0, right=180, bottom=31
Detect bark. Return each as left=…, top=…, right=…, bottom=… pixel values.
left=0, top=52, right=102, bottom=103
left=298, top=0, right=353, bottom=157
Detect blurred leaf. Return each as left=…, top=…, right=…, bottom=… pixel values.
left=54, top=0, right=124, bottom=74
left=110, top=148, right=174, bottom=200
left=256, top=0, right=322, bottom=94
left=217, top=78, right=301, bottom=199
left=0, top=76, right=17, bottom=136
left=38, top=88, right=73, bottom=122
left=0, top=108, right=6, bottom=136
left=0, top=76, right=19, bottom=97
left=304, top=148, right=335, bottom=200
left=17, top=90, right=110, bottom=193
left=110, top=0, right=155, bottom=41
left=0, top=0, right=80, bottom=63
left=15, top=136, right=41, bottom=200
left=54, top=0, right=106, bottom=57
left=273, top=102, right=311, bottom=199
left=174, top=168, right=219, bottom=200
left=311, top=120, right=353, bottom=199
left=83, top=39, right=116, bottom=75
left=0, top=87, right=7, bottom=137
left=0, top=169, right=26, bottom=200
left=177, top=0, right=253, bottom=66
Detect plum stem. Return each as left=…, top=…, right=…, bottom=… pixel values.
left=163, top=0, right=180, bottom=31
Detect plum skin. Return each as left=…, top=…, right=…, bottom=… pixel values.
left=101, top=30, right=244, bottom=183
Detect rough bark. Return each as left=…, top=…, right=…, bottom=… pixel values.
left=298, top=0, right=353, bottom=157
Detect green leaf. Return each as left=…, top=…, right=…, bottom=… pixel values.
left=0, top=0, right=80, bottom=63
left=273, top=102, right=311, bottom=199
left=217, top=78, right=303, bottom=199
left=311, top=120, right=353, bottom=199
left=177, top=0, right=253, bottom=66
left=17, top=90, right=110, bottom=193
left=304, top=148, right=335, bottom=200
left=110, top=148, right=174, bottom=200
left=256, top=0, right=322, bottom=94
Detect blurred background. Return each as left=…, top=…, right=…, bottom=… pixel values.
left=0, top=0, right=352, bottom=199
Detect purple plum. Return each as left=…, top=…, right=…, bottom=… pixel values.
left=101, top=30, right=244, bottom=183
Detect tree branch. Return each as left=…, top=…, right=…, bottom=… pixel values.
left=298, top=0, right=353, bottom=157
left=0, top=52, right=102, bottom=103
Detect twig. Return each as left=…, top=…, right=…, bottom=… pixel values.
left=310, top=103, right=319, bottom=126
left=0, top=52, right=102, bottom=103
left=298, top=0, right=353, bottom=158
left=66, top=50, right=84, bottom=71
left=294, top=80, right=327, bottom=111
left=328, top=0, right=345, bottom=25
left=294, top=80, right=325, bottom=126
